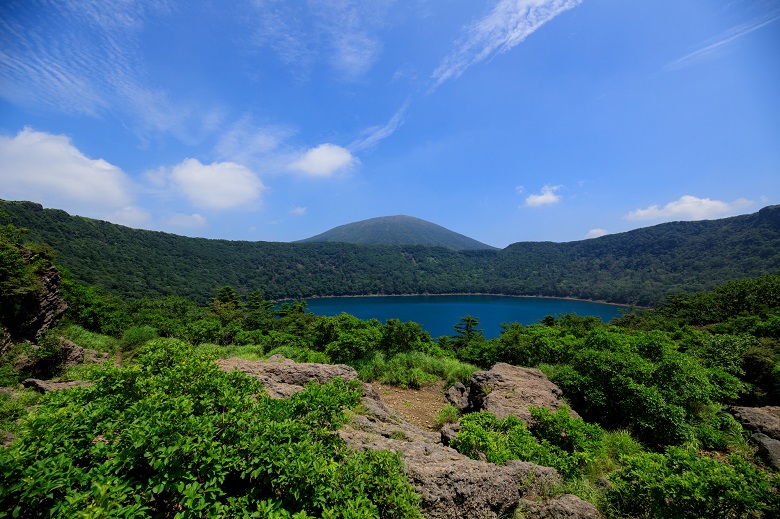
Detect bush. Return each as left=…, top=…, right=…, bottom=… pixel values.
left=605, top=447, right=779, bottom=518
left=0, top=339, right=422, bottom=518
left=453, top=409, right=601, bottom=480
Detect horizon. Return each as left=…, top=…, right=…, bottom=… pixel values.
left=1, top=1, right=779, bottom=248
left=5, top=198, right=776, bottom=249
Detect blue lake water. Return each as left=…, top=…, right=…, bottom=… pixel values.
left=302, top=295, right=624, bottom=338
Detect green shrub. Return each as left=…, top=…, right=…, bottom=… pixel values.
left=0, top=388, right=40, bottom=439
left=605, top=447, right=779, bottom=518
left=0, top=339, right=422, bottom=518
left=453, top=409, right=598, bottom=480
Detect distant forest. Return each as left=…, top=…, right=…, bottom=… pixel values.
left=2, top=200, right=779, bottom=306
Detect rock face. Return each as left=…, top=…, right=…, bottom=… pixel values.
left=447, top=363, right=577, bottom=423
left=12, top=258, right=68, bottom=343
left=220, top=357, right=599, bottom=519
left=731, top=406, right=780, bottom=470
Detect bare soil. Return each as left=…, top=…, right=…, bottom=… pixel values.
left=373, top=380, right=449, bottom=431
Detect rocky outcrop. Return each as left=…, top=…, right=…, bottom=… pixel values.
left=22, top=378, right=89, bottom=393
left=519, top=494, right=601, bottom=519
left=731, top=406, right=780, bottom=469
left=11, top=257, right=68, bottom=343
left=342, top=429, right=561, bottom=519
left=447, top=363, right=577, bottom=423
left=221, top=357, right=598, bottom=519
left=731, top=406, right=780, bottom=439
left=11, top=338, right=109, bottom=375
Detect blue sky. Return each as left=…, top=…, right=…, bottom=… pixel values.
left=1, top=0, right=778, bottom=248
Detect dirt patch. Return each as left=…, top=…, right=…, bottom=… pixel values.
left=373, top=380, right=448, bottom=431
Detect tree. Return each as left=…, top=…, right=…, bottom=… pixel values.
left=452, top=315, right=484, bottom=351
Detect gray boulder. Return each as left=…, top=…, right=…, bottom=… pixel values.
left=465, top=363, right=578, bottom=423
left=730, top=406, right=780, bottom=440
left=519, top=494, right=601, bottom=519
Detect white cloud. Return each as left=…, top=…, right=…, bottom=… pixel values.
left=166, top=213, right=207, bottom=227
left=289, top=144, right=357, bottom=177
left=106, top=206, right=151, bottom=227
left=585, top=228, right=609, bottom=239
left=525, top=184, right=562, bottom=207
left=169, top=158, right=266, bottom=210
left=515, top=185, right=525, bottom=195
left=625, top=195, right=754, bottom=222
left=666, top=10, right=780, bottom=70
left=290, top=206, right=307, bottom=216
left=432, top=0, right=583, bottom=89
left=0, top=128, right=133, bottom=212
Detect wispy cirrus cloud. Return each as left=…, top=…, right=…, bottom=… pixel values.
left=349, top=100, right=410, bottom=152
left=625, top=195, right=754, bottom=222
left=666, top=10, right=780, bottom=70
left=250, top=0, right=392, bottom=81
left=0, top=0, right=218, bottom=142
left=431, top=0, right=583, bottom=89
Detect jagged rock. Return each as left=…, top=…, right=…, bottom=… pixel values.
left=752, top=433, right=780, bottom=470
left=445, top=381, right=470, bottom=411
left=22, top=378, right=88, bottom=393
left=216, top=356, right=362, bottom=399
left=10, top=338, right=108, bottom=374
left=465, top=363, right=578, bottom=423
left=518, top=494, right=601, bottom=519
left=14, top=260, right=68, bottom=342
left=731, top=406, right=780, bottom=440
left=341, top=429, right=562, bottom=519
left=440, top=422, right=460, bottom=446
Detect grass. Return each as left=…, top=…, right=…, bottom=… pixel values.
left=355, top=351, right=477, bottom=388
left=435, top=404, right=461, bottom=428
left=59, top=324, right=120, bottom=353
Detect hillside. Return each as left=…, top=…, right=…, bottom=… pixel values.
left=2, top=200, right=779, bottom=306
left=297, top=215, right=496, bottom=250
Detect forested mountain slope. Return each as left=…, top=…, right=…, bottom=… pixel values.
left=2, top=200, right=779, bottom=306
left=297, top=215, right=496, bottom=250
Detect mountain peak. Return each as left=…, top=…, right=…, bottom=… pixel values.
left=297, top=215, right=496, bottom=250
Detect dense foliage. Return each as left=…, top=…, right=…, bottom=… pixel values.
left=3, top=221, right=780, bottom=517
left=0, top=340, right=422, bottom=518
left=3, top=200, right=779, bottom=306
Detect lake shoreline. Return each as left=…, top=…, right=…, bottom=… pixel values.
left=280, top=292, right=644, bottom=309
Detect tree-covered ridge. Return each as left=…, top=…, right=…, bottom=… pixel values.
left=296, top=215, right=496, bottom=250
left=2, top=200, right=779, bottom=306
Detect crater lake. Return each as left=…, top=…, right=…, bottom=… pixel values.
left=301, top=295, right=625, bottom=338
